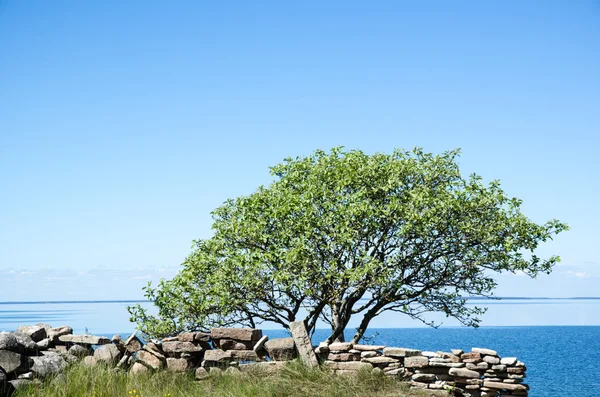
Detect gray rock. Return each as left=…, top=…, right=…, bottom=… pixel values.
left=448, top=367, right=482, bottom=378
left=58, top=334, right=110, bottom=345
left=94, top=344, right=122, bottom=366
left=46, top=326, right=73, bottom=344
left=166, top=357, right=193, bottom=372
left=130, top=362, right=148, bottom=374
left=31, top=354, right=67, bottom=378
left=213, top=339, right=254, bottom=350
left=0, top=350, right=31, bottom=374
left=124, top=331, right=143, bottom=353
left=195, top=367, right=210, bottom=380
left=482, top=355, right=500, bottom=364
left=500, top=357, right=518, bottom=366
left=12, top=333, right=38, bottom=355
left=161, top=341, right=204, bottom=356
left=412, top=373, right=436, bottom=382
left=82, top=356, right=97, bottom=367
left=0, top=333, right=23, bottom=353
left=36, top=338, right=51, bottom=350
left=16, top=325, right=47, bottom=342
left=69, top=344, right=93, bottom=358
left=229, top=350, right=261, bottom=362
left=289, top=321, right=319, bottom=368
left=203, top=349, right=232, bottom=366
left=136, top=350, right=164, bottom=370
left=264, top=338, right=297, bottom=361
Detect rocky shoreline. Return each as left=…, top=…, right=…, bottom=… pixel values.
left=0, top=322, right=528, bottom=397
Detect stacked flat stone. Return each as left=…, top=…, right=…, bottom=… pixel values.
left=480, top=355, right=528, bottom=397
left=0, top=323, right=112, bottom=395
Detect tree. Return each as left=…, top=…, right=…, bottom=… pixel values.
left=128, top=148, right=567, bottom=343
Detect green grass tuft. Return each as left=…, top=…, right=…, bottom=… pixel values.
left=13, top=360, right=435, bottom=397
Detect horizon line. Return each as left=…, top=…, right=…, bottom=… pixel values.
left=1, top=296, right=600, bottom=305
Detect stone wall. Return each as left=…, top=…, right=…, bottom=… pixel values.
left=0, top=323, right=528, bottom=397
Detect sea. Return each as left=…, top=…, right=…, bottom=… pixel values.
left=1, top=298, right=599, bottom=397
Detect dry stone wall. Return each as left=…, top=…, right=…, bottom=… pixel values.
left=0, top=323, right=528, bottom=397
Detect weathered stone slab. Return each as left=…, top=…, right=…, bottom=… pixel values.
left=383, top=347, right=422, bottom=358
left=161, top=341, right=204, bottom=356
left=289, top=321, right=319, bottom=368
left=203, top=349, right=232, bottom=364
left=352, top=344, right=385, bottom=351
left=230, top=350, right=261, bottom=362
left=472, top=348, right=497, bottom=356
left=362, top=356, right=399, bottom=365
left=58, top=334, right=110, bottom=345
left=214, top=338, right=254, bottom=350
left=482, top=381, right=529, bottom=391
left=327, top=352, right=360, bottom=361
left=178, top=332, right=211, bottom=343
left=328, top=342, right=353, bottom=352
left=210, top=328, right=262, bottom=342
left=404, top=356, right=429, bottom=368
left=324, top=361, right=372, bottom=370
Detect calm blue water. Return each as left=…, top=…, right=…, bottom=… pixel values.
left=1, top=299, right=598, bottom=397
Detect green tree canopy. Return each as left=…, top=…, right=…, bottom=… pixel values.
left=129, top=148, right=567, bottom=343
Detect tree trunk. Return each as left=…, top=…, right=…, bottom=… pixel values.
left=350, top=303, right=385, bottom=344
left=325, top=302, right=349, bottom=343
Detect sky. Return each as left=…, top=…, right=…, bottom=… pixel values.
left=0, top=0, right=599, bottom=302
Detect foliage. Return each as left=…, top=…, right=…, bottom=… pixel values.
left=129, top=147, right=567, bottom=342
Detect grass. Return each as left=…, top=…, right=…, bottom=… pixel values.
left=13, top=360, right=438, bottom=397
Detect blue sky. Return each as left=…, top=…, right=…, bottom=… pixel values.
left=0, top=1, right=599, bottom=301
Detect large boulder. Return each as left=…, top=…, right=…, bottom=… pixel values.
left=0, top=351, right=31, bottom=375
left=31, top=353, right=67, bottom=378
left=93, top=344, right=122, bottom=366
left=264, top=338, right=297, bottom=361
left=16, top=325, right=46, bottom=342
left=13, top=333, right=38, bottom=355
